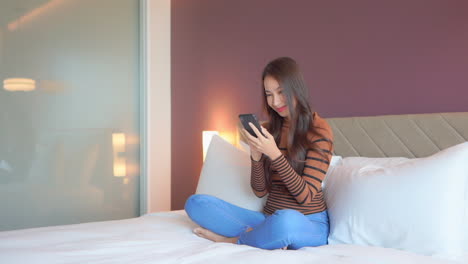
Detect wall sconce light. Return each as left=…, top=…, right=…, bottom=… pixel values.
left=3, top=78, right=36, bottom=91
left=112, top=133, right=126, bottom=177
left=203, top=131, right=219, bottom=161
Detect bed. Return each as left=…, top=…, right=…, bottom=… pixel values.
left=1, top=112, right=467, bottom=263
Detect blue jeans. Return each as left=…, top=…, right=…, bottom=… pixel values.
left=184, top=194, right=329, bottom=250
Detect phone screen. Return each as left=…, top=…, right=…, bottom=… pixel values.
left=239, top=114, right=265, bottom=138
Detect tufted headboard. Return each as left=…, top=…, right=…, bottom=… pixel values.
left=326, top=112, right=468, bottom=158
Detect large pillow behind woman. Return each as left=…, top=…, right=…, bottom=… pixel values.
left=196, top=135, right=267, bottom=211
left=323, top=142, right=468, bottom=260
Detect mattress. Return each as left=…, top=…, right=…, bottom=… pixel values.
left=1, top=210, right=465, bottom=264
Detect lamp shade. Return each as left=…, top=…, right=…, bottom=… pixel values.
left=203, top=131, right=219, bottom=161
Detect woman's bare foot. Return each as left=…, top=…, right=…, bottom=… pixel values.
left=192, top=227, right=283, bottom=249
left=193, top=227, right=238, bottom=244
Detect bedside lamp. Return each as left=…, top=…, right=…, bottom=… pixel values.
left=203, top=131, right=219, bottom=161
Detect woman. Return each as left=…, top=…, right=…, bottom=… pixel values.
left=185, top=57, right=334, bottom=250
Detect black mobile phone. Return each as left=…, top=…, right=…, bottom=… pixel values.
left=239, top=113, right=265, bottom=138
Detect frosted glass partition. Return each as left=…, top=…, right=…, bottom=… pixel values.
left=0, top=0, right=141, bottom=231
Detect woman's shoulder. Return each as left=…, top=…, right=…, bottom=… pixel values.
left=310, top=112, right=333, bottom=140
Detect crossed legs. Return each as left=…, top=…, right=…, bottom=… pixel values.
left=185, top=194, right=329, bottom=250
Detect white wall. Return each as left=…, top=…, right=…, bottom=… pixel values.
left=145, top=0, right=171, bottom=213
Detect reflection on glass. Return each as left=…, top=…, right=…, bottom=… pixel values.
left=8, top=0, right=67, bottom=32
left=0, top=0, right=140, bottom=231
left=112, top=133, right=126, bottom=152
left=3, top=78, right=36, bottom=91
left=112, top=133, right=126, bottom=177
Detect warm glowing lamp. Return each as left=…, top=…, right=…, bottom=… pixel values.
left=113, top=161, right=127, bottom=177
left=112, top=133, right=126, bottom=152
left=219, top=131, right=237, bottom=146
left=203, top=131, right=219, bottom=161
left=112, top=133, right=126, bottom=177
left=3, top=78, right=36, bottom=91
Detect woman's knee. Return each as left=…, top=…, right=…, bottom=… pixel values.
left=184, top=194, right=218, bottom=215
left=185, top=194, right=207, bottom=209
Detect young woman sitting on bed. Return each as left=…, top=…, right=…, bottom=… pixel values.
left=185, top=57, right=334, bottom=250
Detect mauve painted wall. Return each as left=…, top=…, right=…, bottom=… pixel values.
left=171, top=0, right=468, bottom=210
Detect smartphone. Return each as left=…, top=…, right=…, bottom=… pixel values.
left=239, top=113, right=265, bottom=138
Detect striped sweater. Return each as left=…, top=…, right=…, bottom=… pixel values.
left=251, top=112, right=333, bottom=215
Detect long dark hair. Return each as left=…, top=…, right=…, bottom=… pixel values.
left=261, top=57, right=332, bottom=191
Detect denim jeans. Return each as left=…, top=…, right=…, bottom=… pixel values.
left=184, top=194, right=329, bottom=250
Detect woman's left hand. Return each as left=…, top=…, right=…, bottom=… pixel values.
left=243, top=123, right=282, bottom=160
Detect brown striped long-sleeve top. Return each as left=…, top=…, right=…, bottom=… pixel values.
left=250, top=112, right=333, bottom=215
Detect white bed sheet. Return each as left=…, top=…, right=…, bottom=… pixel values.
left=0, top=210, right=466, bottom=264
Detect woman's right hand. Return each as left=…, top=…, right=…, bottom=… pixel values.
left=250, top=145, right=262, bottom=161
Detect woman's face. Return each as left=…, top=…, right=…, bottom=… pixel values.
left=264, top=75, right=291, bottom=119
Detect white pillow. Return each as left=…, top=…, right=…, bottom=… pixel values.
left=197, top=135, right=342, bottom=212
left=324, top=142, right=468, bottom=259
left=465, top=184, right=468, bottom=253
left=196, top=135, right=267, bottom=211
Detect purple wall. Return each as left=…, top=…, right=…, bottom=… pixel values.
left=171, top=0, right=468, bottom=210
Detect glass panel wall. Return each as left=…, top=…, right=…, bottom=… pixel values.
left=0, top=0, right=141, bottom=231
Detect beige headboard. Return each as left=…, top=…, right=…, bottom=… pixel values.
left=326, top=112, right=468, bottom=158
